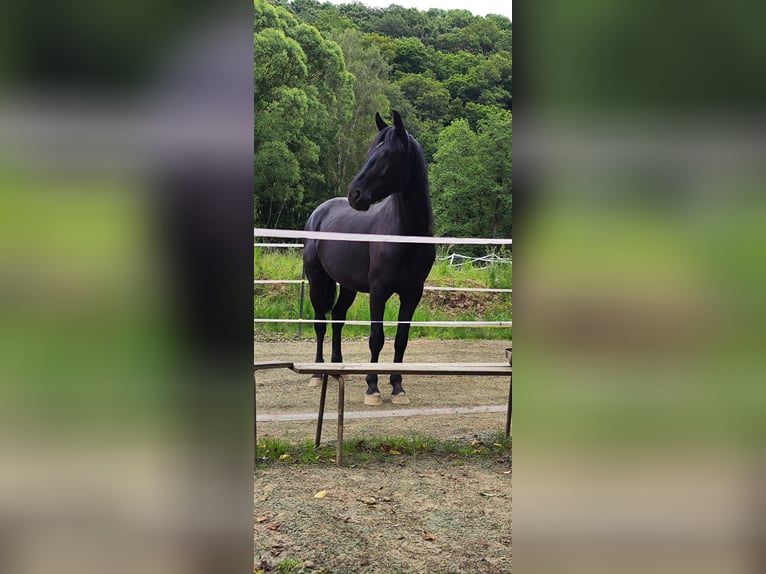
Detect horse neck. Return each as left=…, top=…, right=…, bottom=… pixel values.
left=389, top=147, right=433, bottom=236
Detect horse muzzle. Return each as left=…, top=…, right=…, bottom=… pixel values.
left=348, top=188, right=371, bottom=211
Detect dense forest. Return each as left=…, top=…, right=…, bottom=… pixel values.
left=254, top=0, right=511, bottom=240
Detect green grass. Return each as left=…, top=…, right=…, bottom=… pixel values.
left=254, top=249, right=512, bottom=340
left=275, top=559, right=303, bottom=574
left=255, top=432, right=511, bottom=467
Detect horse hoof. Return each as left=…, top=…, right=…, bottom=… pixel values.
left=364, top=393, right=383, bottom=406
left=308, top=376, right=323, bottom=388
left=391, top=392, right=410, bottom=405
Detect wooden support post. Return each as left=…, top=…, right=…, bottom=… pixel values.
left=315, top=374, right=329, bottom=448
left=505, top=372, right=512, bottom=438
left=336, top=375, right=345, bottom=467
left=254, top=373, right=258, bottom=464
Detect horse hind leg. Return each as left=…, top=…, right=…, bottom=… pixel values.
left=331, top=286, right=357, bottom=363
left=307, top=275, right=336, bottom=387
left=389, top=287, right=425, bottom=405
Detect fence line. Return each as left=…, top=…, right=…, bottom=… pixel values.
left=254, top=228, right=512, bottom=333
left=254, top=318, right=512, bottom=327
left=254, top=242, right=304, bottom=248
left=254, top=228, right=512, bottom=246
left=254, top=279, right=511, bottom=293
left=423, top=286, right=512, bottom=293
left=437, top=253, right=512, bottom=266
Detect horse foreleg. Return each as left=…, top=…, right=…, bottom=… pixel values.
left=365, top=287, right=390, bottom=405
left=389, top=287, right=424, bottom=404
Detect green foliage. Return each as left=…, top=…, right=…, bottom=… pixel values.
left=254, top=0, right=353, bottom=229
left=331, top=29, right=392, bottom=194
left=256, top=0, right=511, bottom=238
left=430, top=109, right=512, bottom=244
left=391, top=36, right=431, bottom=75
left=275, top=559, right=303, bottom=574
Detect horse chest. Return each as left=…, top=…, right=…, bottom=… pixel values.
left=374, top=244, right=435, bottom=284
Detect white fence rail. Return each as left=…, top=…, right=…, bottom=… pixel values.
left=254, top=228, right=512, bottom=245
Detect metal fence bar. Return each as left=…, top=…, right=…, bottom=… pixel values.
left=254, top=243, right=304, bottom=248
left=254, top=279, right=511, bottom=293
left=424, top=286, right=512, bottom=293
left=254, top=318, right=512, bottom=327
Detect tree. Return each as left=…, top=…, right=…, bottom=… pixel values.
left=395, top=74, right=450, bottom=122
left=331, top=29, right=392, bottom=195
left=260, top=0, right=513, bottom=234
left=254, top=0, right=353, bottom=228
left=429, top=119, right=483, bottom=238
left=391, top=36, right=431, bottom=75
left=429, top=111, right=511, bottom=243
left=475, top=109, right=512, bottom=239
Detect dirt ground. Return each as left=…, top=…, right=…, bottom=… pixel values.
left=255, top=338, right=511, bottom=441
left=254, top=339, right=512, bottom=574
left=255, top=457, right=512, bottom=574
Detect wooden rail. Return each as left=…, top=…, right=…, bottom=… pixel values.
left=254, top=361, right=512, bottom=467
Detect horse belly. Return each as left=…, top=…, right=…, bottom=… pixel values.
left=317, top=242, right=371, bottom=293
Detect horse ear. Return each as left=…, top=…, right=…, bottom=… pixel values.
left=392, top=110, right=405, bottom=132
left=375, top=112, right=388, bottom=131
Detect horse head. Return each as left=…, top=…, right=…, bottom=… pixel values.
left=348, top=110, right=413, bottom=211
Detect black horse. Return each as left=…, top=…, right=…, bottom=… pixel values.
left=304, top=111, right=435, bottom=405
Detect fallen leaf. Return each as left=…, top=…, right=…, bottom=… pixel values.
left=366, top=504, right=376, bottom=509
left=473, top=449, right=483, bottom=454
left=314, top=490, right=327, bottom=499
left=266, top=523, right=280, bottom=531
left=421, top=532, right=436, bottom=541
left=389, top=450, right=401, bottom=456
left=479, top=492, right=499, bottom=497
left=278, top=454, right=291, bottom=461
left=503, top=470, right=512, bottom=475
left=270, top=544, right=284, bottom=557
left=255, top=515, right=269, bottom=523
left=493, top=443, right=503, bottom=448
left=471, top=439, right=480, bottom=446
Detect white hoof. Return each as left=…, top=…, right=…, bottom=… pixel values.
left=391, top=393, right=410, bottom=405
left=364, top=393, right=383, bottom=406
left=308, top=376, right=323, bottom=388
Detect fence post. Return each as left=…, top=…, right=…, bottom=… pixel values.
left=299, top=265, right=306, bottom=341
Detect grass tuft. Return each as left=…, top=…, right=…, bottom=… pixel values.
left=255, top=432, right=511, bottom=467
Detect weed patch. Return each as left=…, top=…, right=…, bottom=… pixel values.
left=255, top=432, right=511, bottom=468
